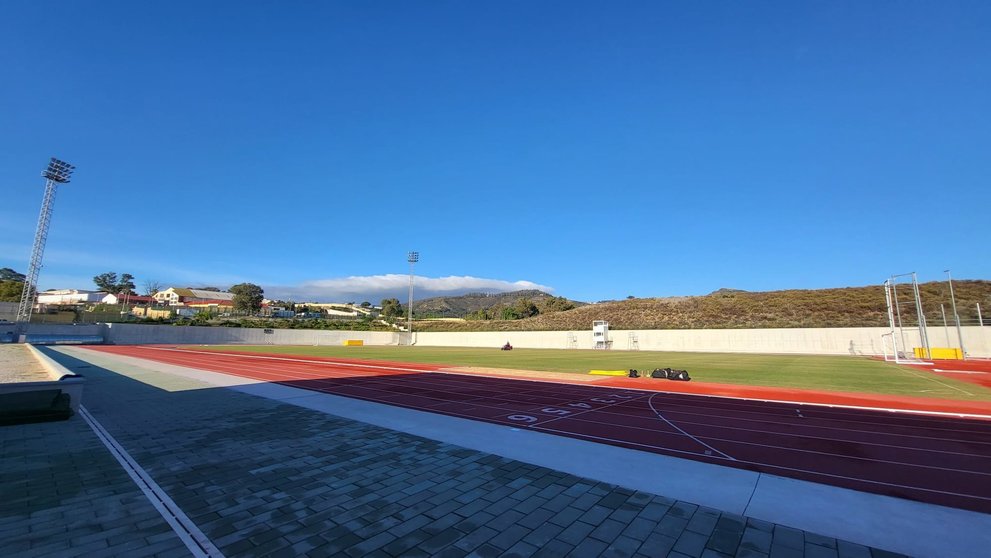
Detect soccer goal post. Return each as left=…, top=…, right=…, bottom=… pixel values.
left=882, top=273, right=932, bottom=364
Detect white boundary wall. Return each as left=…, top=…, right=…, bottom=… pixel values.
left=16, top=323, right=990, bottom=358
left=416, top=326, right=991, bottom=357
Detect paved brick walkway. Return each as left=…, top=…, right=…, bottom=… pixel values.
left=0, top=349, right=906, bottom=557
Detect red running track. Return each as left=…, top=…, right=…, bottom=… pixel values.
left=82, top=345, right=991, bottom=514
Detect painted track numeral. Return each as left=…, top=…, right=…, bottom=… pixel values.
left=507, top=414, right=538, bottom=423
left=541, top=408, right=572, bottom=416
left=567, top=402, right=592, bottom=409
left=590, top=398, right=615, bottom=403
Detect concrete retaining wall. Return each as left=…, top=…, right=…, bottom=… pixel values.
left=102, top=323, right=402, bottom=346
left=16, top=322, right=990, bottom=358
left=415, top=326, right=991, bottom=358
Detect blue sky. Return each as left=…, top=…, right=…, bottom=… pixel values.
left=1, top=2, right=988, bottom=303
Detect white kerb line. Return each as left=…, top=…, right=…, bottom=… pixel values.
left=79, top=406, right=224, bottom=558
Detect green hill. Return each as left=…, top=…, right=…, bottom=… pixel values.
left=414, top=280, right=991, bottom=332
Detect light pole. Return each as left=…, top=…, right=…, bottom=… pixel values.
left=945, top=270, right=966, bottom=359
left=407, top=251, right=418, bottom=345
left=17, top=158, right=75, bottom=324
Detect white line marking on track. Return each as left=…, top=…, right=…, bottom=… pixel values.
left=97, top=347, right=991, bottom=504
left=533, top=425, right=991, bottom=503
left=648, top=393, right=736, bottom=461
left=139, top=346, right=991, bottom=420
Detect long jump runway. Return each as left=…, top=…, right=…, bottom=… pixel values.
left=81, top=345, right=991, bottom=514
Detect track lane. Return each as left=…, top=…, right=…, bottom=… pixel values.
left=81, top=345, right=991, bottom=513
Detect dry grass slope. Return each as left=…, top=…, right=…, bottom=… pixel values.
left=415, top=280, right=991, bottom=332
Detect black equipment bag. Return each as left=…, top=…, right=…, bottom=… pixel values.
left=651, top=368, right=669, bottom=379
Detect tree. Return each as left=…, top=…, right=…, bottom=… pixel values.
left=93, top=272, right=118, bottom=292
left=93, top=272, right=136, bottom=294
left=230, top=283, right=264, bottom=314
left=360, top=301, right=371, bottom=308
left=513, top=297, right=539, bottom=318
left=380, top=298, right=403, bottom=318
left=143, top=280, right=164, bottom=296
left=543, top=296, right=576, bottom=313
left=0, top=268, right=25, bottom=282
left=0, top=280, right=23, bottom=302
left=117, top=274, right=136, bottom=295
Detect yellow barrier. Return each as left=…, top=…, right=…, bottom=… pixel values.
left=588, top=370, right=627, bottom=376
left=914, top=347, right=963, bottom=360
left=343, top=340, right=363, bottom=346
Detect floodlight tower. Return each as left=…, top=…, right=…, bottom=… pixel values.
left=16, top=158, right=75, bottom=324
left=945, top=269, right=966, bottom=359
left=406, top=251, right=418, bottom=345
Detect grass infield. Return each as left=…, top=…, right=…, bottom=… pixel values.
left=199, top=345, right=991, bottom=402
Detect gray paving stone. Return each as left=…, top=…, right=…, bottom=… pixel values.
left=555, top=520, right=596, bottom=546
left=655, top=514, right=690, bottom=538
left=467, top=543, right=504, bottom=558
left=519, top=508, right=556, bottom=530
left=769, top=541, right=805, bottom=558
left=773, top=525, right=806, bottom=551
left=569, top=537, right=609, bottom=558
left=673, top=529, right=709, bottom=557
left=501, top=540, right=540, bottom=558
left=602, top=534, right=642, bottom=558
left=740, top=526, right=773, bottom=554
left=707, top=528, right=745, bottom=555
left=382, top=529, right=431, bottom=556
left=805, top=532, right=837, bottom=549
left=522, top=521, right=565, bottom=547
left=453, top=525, right=500, bottom=553
left=0, top=347, right=917, bottom=558
left=578, top=505, right=612, bottom=526
left=589, top=518, right=627, bottom=544
left=418, top=527, right=465, bottom=554
left=532, top=538, right=574, bottom=558
left=488, top=524, right=532, bottom=550
left=804, top=543, right=838, bottom=558
left=836, top=540, right=872, bottom=558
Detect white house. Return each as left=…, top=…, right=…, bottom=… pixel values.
left=36, top=289, right=106, bottom=305
left=153, top=288, right=235, bottom=306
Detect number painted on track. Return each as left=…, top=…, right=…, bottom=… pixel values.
left=590, top=398, right=615, bottom=404
left=541, top=408, right=572, bottom=416
left=507, top=415, right=538, bottom=423
left=567, top=402, right=592, bottom=409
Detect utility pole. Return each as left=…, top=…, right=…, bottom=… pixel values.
left=406, top=251, right=418, bottom=345
left=16, top=158, right=75, bottom=325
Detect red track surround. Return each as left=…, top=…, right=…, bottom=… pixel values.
left=82, top=345, right=991, bottom=514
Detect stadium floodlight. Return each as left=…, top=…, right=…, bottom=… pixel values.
left=42, top=157, right=75, bottom=183
left=406, top=251, right=418, bottom=344
left=16, top=157, right=75, bottom=324
left=945, top=270, right=966, bottom=359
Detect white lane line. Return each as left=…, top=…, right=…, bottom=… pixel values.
left=648, top=393, right=736, bottom=461
left=533, top=425, right=991, bottom=504
left=123, top=347, right=991, bottom=460
left=144, top=346, right=430, bottom=374
left=79, top=406, right=223, bottom=558
left=125, top=347, right=991, bottom=420
left=898, top=366, right=975, bottom=396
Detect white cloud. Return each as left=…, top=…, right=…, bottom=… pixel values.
left=264, top=274, right=553, bottom=303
